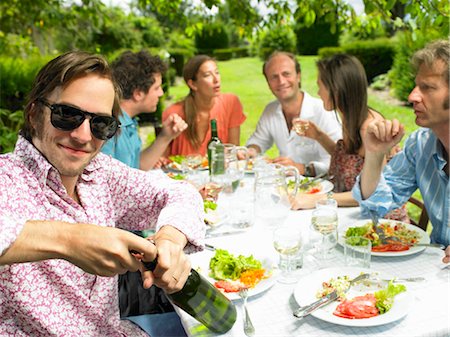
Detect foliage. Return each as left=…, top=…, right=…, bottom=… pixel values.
left=257, top=24, right=297, bottom=60
left=0, top=56, right=51, bottom=112
left=195, top=21, right=230, bottom=53
left=0, top=109, right=23, bottom=153
left=389, top=30, right=444, bottom=101
left=295, top=18, right=340, bottom=55
left=342, top=38, right=396, bottom=82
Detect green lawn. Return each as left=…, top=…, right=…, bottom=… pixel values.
left=163, top=56, right=423, bottom=223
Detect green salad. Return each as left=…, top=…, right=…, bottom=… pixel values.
left=209, top=249, right=262, bottom=281
left=375, top=281, right=406, bottom=314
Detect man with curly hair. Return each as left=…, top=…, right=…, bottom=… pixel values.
left=102, top=50, right=187, bottom=170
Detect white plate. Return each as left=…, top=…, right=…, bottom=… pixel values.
left=293, top=267, right=413, bottom=327
left=297, top=179, right=334, bottom=195
left=338, top=219, right=430, bottom=257
left=192, top=252, right=277, bottom=301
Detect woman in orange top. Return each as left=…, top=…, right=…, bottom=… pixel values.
left=162, top=55, right=246, bottom=157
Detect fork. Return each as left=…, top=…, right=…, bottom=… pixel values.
left=239, top=288, right=255, bottom=336
left=369, top=210, right=389, bottom=244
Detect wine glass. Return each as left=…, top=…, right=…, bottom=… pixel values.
left=182, top=154, right=204, bottom=187
left=273, top=225, right=303, bottom=284
left=311, top=207, right=338, bottom=260
left=292, top=117, right=313, bottom=147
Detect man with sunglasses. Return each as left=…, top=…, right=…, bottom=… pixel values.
left=0, top=51, right=204, bottom=336
left=102, top=50, right=189, bottom=335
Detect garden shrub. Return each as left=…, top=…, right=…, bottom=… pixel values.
left=0, top=56, right=51, bottom=112
left=341, top=38, right=395, bottom=83
left=258, top=24, right=297, bottom=60
left=0, top=109, right=23, bottom=153
left=295, top=20, right=340, bottom=55
left=213, top=48, right=233, bottom=61
left=195, top=21, right=230, bottom=55
left=389, top=31, right=442, bottom=102
left=318, top=46, right=344, bottom=58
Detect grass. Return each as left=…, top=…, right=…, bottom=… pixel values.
left=161, top=56, right=423, bottom=223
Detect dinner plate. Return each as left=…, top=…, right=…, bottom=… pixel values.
left=192, top=252, right=277, bottom=301
left=338, top=219, right=431, bottom=257
left=296, top=178, right=334, bottom=195
left=293, top=267, right=413, bottom=327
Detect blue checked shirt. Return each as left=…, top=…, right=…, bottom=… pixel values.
left=353, top=128, right=450, bottom=246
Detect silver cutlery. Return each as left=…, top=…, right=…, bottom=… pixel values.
left=298, top=172, right=327, bottom=189
left=205, top=229, right=248, bottom=238
left=413, top=243, right=445, bottom=249
left=239, top=288, right=255, bottom=336
left=369, top=210, right=388, bottom=244
left=293, top=273, right=370, bottom=318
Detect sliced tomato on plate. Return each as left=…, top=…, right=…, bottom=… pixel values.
left=214, top=280, right=243, bottom=293
left=333, top=293, right=379, bottom=319
left=372, top=243, right=410, bottom=252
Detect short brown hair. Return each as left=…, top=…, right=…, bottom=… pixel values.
left=412, top=39, right=449, bottom=85
left=22, top=51, right=121, bottom=141
left=262, top=51, right=301, bottom=77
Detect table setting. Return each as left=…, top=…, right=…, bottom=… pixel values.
left=163, top=163, right=449, bottom=337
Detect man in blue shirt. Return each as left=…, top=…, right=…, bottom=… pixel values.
left=102, top=50, right=186, bottom=170
left=102, top=50, right=188, bottom=336
left=352, top=39, right=450, bottom=264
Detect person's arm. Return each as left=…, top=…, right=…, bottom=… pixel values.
left=0, top=220, right=157, bottom=276
left=227, top=126, right=241, bottom=146
left=360, top=119, right=404, bottom=199
left=140, top=114, right=187, bottom=170
left=291, top=191, right=357, bottom=209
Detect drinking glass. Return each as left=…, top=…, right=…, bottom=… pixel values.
left=182, top=154, right=204, bottom=187
left=311, top=207, right=338, bottom=260
left=273, top=225, right=302, bottom=284
left=292, top=118, right=314, bottom=147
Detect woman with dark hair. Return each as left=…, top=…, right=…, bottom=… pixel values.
left=292, top=54, right=408, bottom=222
left=161, top=55, right=246, bottom=156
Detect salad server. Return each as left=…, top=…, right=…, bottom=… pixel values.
left=293, top=273, right=369, bottom=318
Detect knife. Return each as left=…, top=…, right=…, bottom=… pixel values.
left=293, top=273, right=369, bottom=319
left=205, top=229, right=248, bottom=238
left=293, top=290, right=338, bottom=318
left=412, top=243, right=445, bottom=250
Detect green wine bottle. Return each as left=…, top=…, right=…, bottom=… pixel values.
left=207, top=119, right=221, bottom=174
left=143, top=261, right=237, bottom=333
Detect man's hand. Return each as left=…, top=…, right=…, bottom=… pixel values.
left=363, top=119, right=405, bottom=154
left=141, top=226, right=190, bottom=294
left=160, top=114, right=187, bottom=140
left=64, top=224, right=158, bottom=277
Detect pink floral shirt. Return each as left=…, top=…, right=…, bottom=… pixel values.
left=0, top=136, right=205, bottom=336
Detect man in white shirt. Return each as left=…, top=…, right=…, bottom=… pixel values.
left=246, top=51, right=342, bottom=176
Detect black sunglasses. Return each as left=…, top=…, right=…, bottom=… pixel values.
left=39, top=99, right=120, bottom=140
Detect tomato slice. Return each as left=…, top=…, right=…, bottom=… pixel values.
left=214, top=280, right=242, bottom=293
left=334, top=294, right=379, bottom=319
left=372, top=243, right=410, bottom=252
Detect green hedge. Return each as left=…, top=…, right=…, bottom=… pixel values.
left=0, top=56, right=52, bottom=112
left=318, top=38, right=395, bottom=83
left=295, top=21, right=340, bottom=55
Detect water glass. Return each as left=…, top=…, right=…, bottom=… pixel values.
left=315, top=198, right=338, bottom=210
left=344, top=236, right=371, bottom=268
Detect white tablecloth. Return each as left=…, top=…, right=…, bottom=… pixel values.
left=176, top=178, right=450, bottom=337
